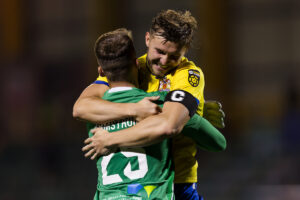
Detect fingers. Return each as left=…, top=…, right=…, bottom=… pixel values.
left=82, top=142, right=93, bottom=151
left=84, top=148, right=95, bottom=158
left=208, top=116, right=225, bottom=128
left=90, top=128, right=97, bottom=135
left=136, top=96, right=162, bottom=121
left=219, top=109, right=225, bottom=118
left=205, top=109, right=225, bottom=118
left=145, top=96, right=160, bottom=102
left=210, top=120, right=225, bottom=129
left=82, top=133, right=110, bottom=159
left=84, top=137, right=92, bottom=144
left=91, top=127, right=105, bottom=135
left=91, top=152, right=98, bottom=160
left=205, top=101, right=222, bottom=110
left=82, top=142, right=100, bottom=160
left=203, top=101, right=226, bottom=129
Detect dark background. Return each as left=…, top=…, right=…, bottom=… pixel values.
left=1, top=0, right=300, bottom=199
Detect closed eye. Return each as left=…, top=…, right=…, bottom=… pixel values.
left=155, top=48, right=166, bottom=55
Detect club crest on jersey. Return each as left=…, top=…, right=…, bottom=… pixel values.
left=159, top=77, right=171, bottom=91
left=188, top=69, right=200, bottom=87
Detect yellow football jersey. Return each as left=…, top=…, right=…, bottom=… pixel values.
left=96, top=54, right=205, bottom=183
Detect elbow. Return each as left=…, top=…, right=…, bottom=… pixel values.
left=72, top=109, right=80, bottom=119
left=158, top=121, right=181, bottom=138
left=72, top=102, right=84, bottom=120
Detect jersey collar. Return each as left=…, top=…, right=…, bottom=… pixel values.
left=108, top=87, right=133, bottom=93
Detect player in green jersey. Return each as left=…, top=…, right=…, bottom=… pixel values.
left=82, top=28, right=226, bottom=200
left=89, top=89, right=175, bottom=200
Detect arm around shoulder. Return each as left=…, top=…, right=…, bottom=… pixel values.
left=105, top=101, right=191, bottom=148
left=73, top=83, right=110, bottom=123
left=73, top=84, right=162, bottom=124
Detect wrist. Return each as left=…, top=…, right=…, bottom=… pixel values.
left=125, top=103, right=138, bottom=118
left=105, top=133, right=119, bottom=148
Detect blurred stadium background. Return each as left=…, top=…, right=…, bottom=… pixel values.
left=0, top=0, right=300, bottom=199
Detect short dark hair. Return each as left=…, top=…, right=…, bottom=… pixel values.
left=150, top=9, right=198, bottom=47
left=94, top=28, right=136, bottom=82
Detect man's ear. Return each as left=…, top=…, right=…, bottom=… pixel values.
left=97, top=66, right=105, bottom=76
left=136, top=59, right=140, bottom=69
left=145, top=32, right=150, bottom=47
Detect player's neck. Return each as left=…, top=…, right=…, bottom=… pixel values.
left=109, top=81, right=137, bottom=89
left=109, top=75, right=139, bottom=88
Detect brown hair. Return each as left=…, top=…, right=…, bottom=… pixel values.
left=150, top=10, right=197, bottom=47
left=94, top=28, right=136, bottom=82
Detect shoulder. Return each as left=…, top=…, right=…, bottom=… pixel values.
left=168, top=57, right=205, bottom=97
left=137, top=54, right=147, bottom=68
left=137, top=54, right=149, bottom=76
left=177, top=57, right=203, bottom=75
left=169, top=57, right=204, bottom=83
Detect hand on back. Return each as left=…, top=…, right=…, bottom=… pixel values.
left=134, top=96, right=162, bottom=121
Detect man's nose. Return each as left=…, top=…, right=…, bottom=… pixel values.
left=160, top=55, right=168, bottom=65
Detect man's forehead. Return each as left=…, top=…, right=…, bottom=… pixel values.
left=151, top=36, right=186, bottom=53
left=151, top=34, right=171, bottom=44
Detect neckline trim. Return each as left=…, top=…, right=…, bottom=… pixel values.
left=108, top=87, right=133, bottom=93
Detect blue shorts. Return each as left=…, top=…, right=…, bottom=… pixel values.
left=174, top=183, right=203, bottom=200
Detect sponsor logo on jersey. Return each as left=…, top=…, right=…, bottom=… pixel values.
left=159, top=77, right=171, bottom=91
left=188, top=69, right=200, bottom=87
left=128, top=183, right=157, bottom=199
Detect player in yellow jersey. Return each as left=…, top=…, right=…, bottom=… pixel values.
left=73, top=10, right=225, bottom=200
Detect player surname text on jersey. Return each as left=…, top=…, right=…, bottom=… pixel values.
left=97, top=117, right=137, bottom=131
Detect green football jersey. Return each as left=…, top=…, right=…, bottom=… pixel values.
left=89, top=87, right=174, bottom=200
left=87, top=87, right=226, bottom=200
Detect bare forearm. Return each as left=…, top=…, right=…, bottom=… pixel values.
left=73, top=97, right=134, bottom=124
left=107, top=102, right=190, bottom=148
left=107, top=115, right=171, bottom=148
left=73, top=83, right=132, bottom=123
left=83, top=101, right=194, bottom=158
left=73, top=84, right=161, bottom=124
